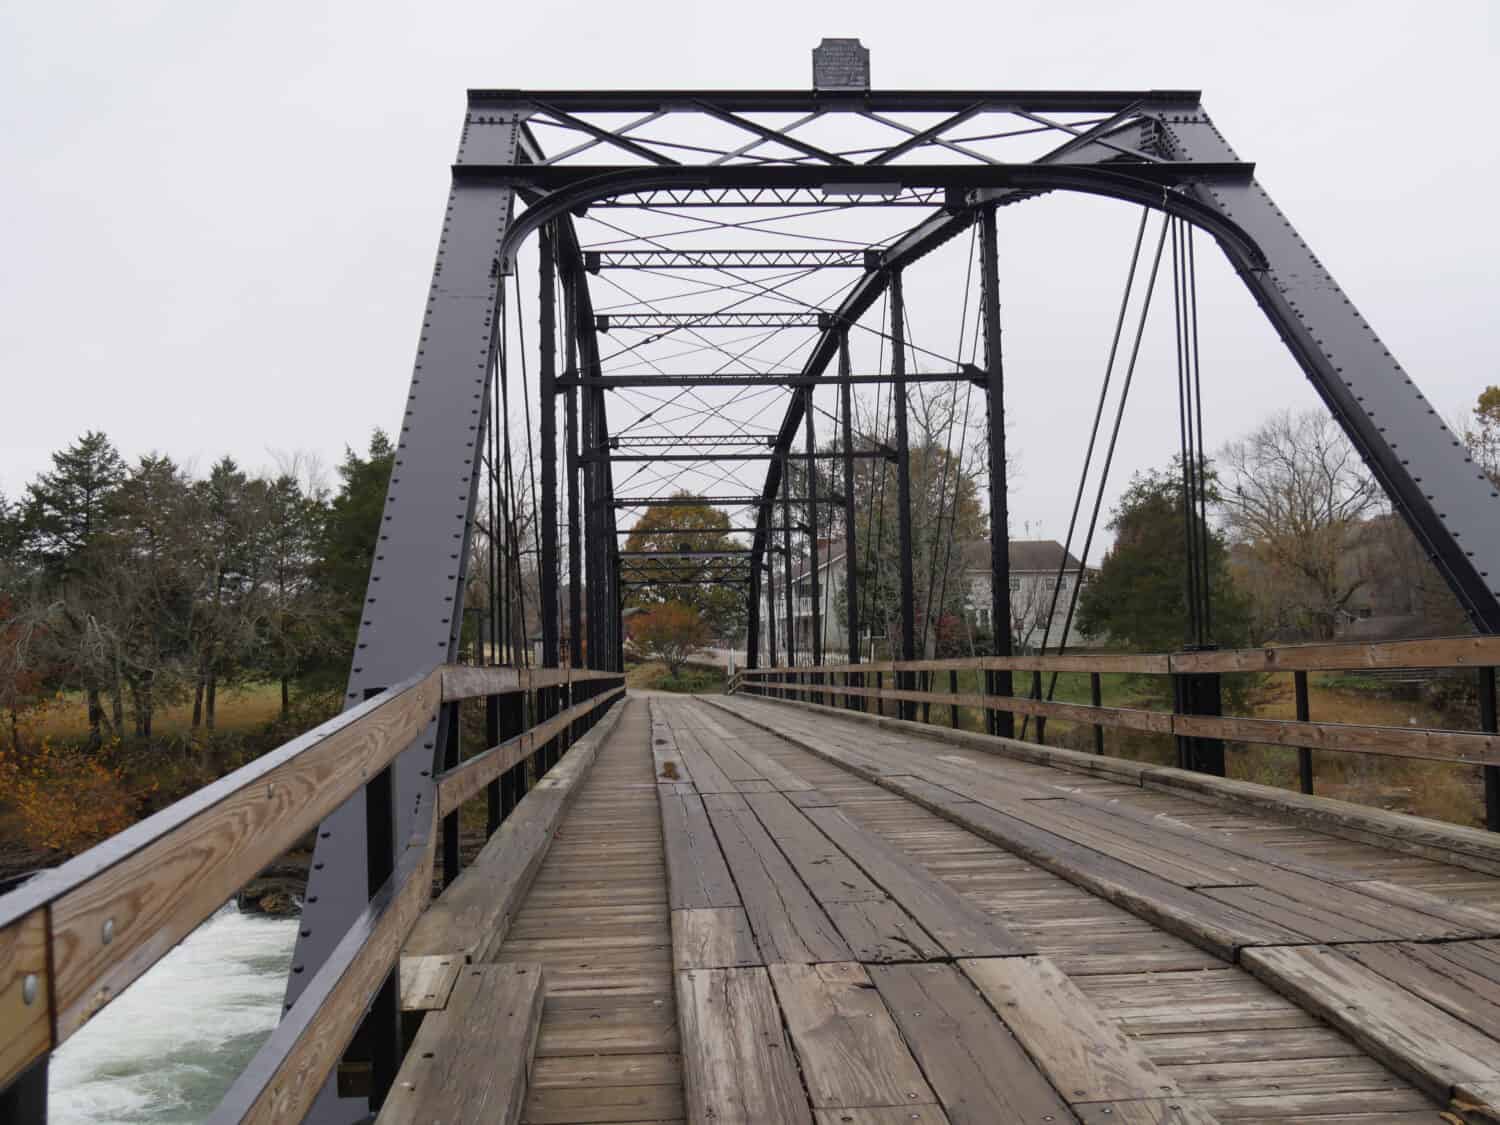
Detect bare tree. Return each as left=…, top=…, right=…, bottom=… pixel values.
left=1220, top=409, right=1382, bottom=639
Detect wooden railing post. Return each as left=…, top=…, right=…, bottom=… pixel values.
left=1031, top=670, right=1046, bottom=745
left=950, top=669, right=960, bottom=729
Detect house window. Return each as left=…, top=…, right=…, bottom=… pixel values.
left=1008, top=578, right=1020, bottom=592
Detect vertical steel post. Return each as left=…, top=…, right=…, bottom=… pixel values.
left=1295, top=670, right=1314, bottom=794
left=1032, top=670, right=1046, bottom=745
left=980, top=205, right=1014, bottom=738
left=565, top=283, right=583, bottom=676
left=361, top=757, right=399, bottom=1110
left=890, top=271, right=917, bottom=721
left=1090, top=671, right=1104, bottom=754
left=485, top=694, right=502, bottom=833
left=1480, top=666, right=1498, bottom=830
left=539, top=225, right=560, bottom=769
left=441, top=700, right=461, bottom=887
left=840, top=330, right=860, bottom=708
left=0, top=1058, right=47, bottom=1125
left=747, top=552, right=761, bottom=671
left=765, top=555, right=778, bottom=671
left=1173, top=665, right=1226, bottom=776
left=504, top=689, right=526, bottom=811
left=805, top=388, right=822, bottom=670
left=782, top=452, right=796, bottom=669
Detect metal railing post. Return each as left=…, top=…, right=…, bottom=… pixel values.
left=1173, top=648, right=1226, bottom=776
left=1481, top=665, right=1498, bottom=831
left=340, top=731, right=401, bottom=1109
left=1295, top=671, right=1314, bottom=794
left=0, top=1058, right=47, bottom=1125
left=441, top=701, right=461, bottom=888
left=485, top=694, right=503, bottom=834
left=1090, top=672, right=1104, bottom=754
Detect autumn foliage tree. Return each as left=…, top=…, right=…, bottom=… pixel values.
left=623, top=495, right=744, bottom=640
left=632, top=602, right=711, bottom=677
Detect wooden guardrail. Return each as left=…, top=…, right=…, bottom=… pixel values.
left=0, top=663, right=625, bottom=1121
left=732, top=635, right=1500, bottom=829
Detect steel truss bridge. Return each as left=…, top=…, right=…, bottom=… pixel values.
left=3, top=60, right=1500, bottom=1125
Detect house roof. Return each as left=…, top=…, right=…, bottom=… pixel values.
left=959, top=539, right=1084, bottom=574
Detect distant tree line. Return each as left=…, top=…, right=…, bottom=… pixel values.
left=0, top=430, right=398, bottom=748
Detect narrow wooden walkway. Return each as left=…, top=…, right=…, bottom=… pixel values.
left=492, top=697, right=683, bottom=1125
left=408, top=690, right=1500, bottom=1124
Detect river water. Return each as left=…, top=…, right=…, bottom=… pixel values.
left=49, top=905, right=297, bottom=1124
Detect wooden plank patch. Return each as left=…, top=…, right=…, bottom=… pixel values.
left=869, top=962, right=1072, bottom=1125
left=813, top=1109, right=951, bottom=1125
left=703, top=797, right=851, bottom=965
left=802, top=806, right=1028, bottom=957
left=376, top=962, right=545, bottom=1125
left=672, top=908, right=760, bottom=969
left=1339, top=942, right=1500, bottom=1040
left=1073, top=1100, right=1219, bottom=1125
left=677, top=967, right=814, bottom=1124
left=398, top=954, right=461, bottom=1012
left=769, top=961, right=935, bottom=1110
left=658, top=785, right=740, bottom=910
left=822, top=900, right=945, bottom=963
left=959, top=956, right=1179, bottom=1104
left=1242, top=944, right=1500, bottom=1100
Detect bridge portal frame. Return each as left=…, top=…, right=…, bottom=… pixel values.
left=290, top=85, right=1499, bottom=1123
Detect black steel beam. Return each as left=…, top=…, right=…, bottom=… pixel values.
left=839, top=330, right=859, bottom=667
left=892, top=272, right=917, bottom=710
left=587, top=248, right=866, bottom=271
left=611, top=433, right=776, bottom=447
left=539, top=225, right=560, bottom=670
left=597, top=312, right=825, bottom=331
left=462, top=161, right=1252, bottom=192
left=981, top=205, right=1015, bottom=737
left=562, top=370, right=980, bottom=389
left=585, top=449, right=893, bottom=464
left=471, top=88, right=1203, bottom=113
left=611, top=495, right=842, bottom=508
left=618, top=549, right=752, bottom=558
left=805, top=387, right=822, bottom=666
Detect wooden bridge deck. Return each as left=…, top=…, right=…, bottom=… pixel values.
left=406, top=691, right=1500, bottom=1125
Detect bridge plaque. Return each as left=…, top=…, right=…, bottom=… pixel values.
left=812, top=38, right=870, bottom=91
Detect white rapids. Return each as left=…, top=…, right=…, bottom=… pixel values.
left=48, top=904, right=297, bottom=1124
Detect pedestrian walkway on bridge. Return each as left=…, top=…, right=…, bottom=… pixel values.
left=394, top=690, right=1500, bottom=1125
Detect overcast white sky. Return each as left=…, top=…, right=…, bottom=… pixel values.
left=3, top=1, right=1496, bottom=559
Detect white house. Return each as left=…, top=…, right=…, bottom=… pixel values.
left=759, top=537, right=1092, bottom=662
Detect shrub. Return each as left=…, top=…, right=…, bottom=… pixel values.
left=0, top=740, right=145, bottom=855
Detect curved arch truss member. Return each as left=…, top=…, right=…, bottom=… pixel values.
left=292, top=83, right=1499, bottom=1124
